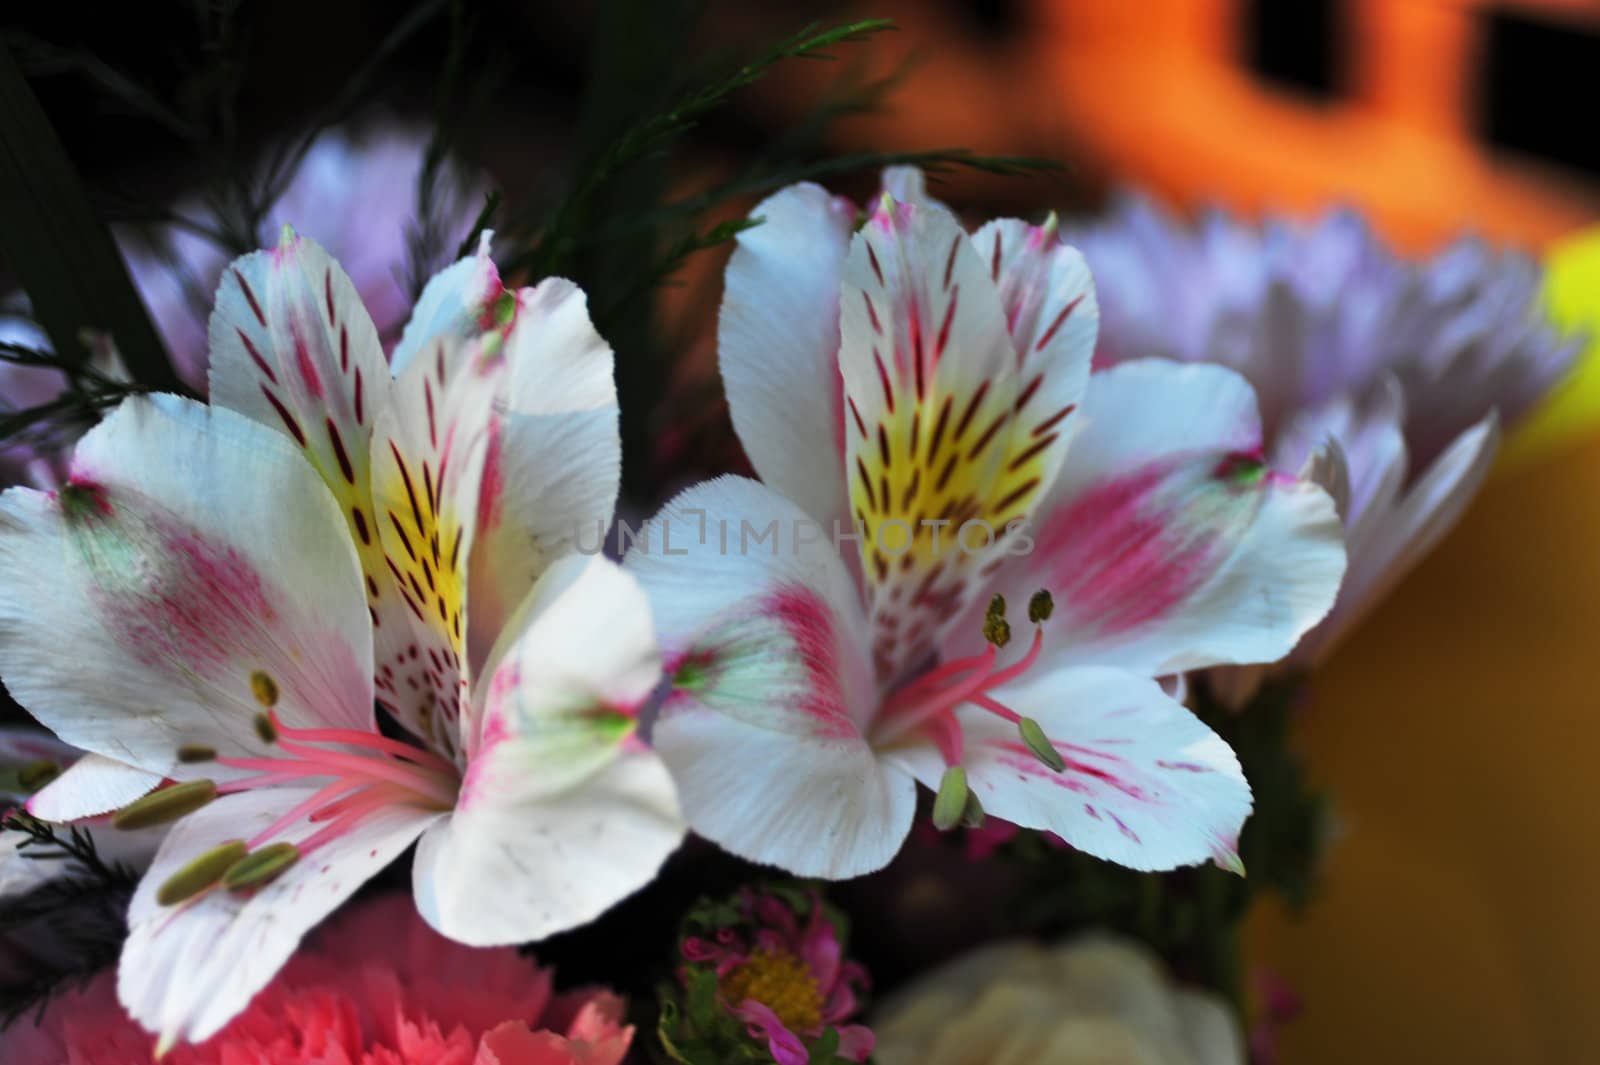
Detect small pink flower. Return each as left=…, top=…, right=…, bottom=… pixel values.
left=680, top=889, right=873, bottom=1065
left=6, top=894, right=632, bottom=1065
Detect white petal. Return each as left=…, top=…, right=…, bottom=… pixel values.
left=1041, top=360, right=1263, bottom=508
left=626, top=477, right=912, bottom=878
left=414, top=749, right=680, bottom=945
left=0, top=396, right=374, bottom=780
left=653, top=704, right=914, bottom=879
left=414, top=556, right=677, bottom=944
left=880, top=166, right=946, bottom=211
left=26, top=755, right=161, bottom=821
left=719, top=183, right=857, bottom=528
left=119, top=787, right=439, bottom=1046
left=887, top=667, right=1251, bottom=871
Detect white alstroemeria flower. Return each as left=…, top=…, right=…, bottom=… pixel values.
left=627, top=173, right=1345, bottom=878
left=0, top=234, right=681, bottom=1048
left=1074, top=195, right=1575, bottom=680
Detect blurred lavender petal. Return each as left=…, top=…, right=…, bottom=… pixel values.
left=0, top=123, right=486, bottom=485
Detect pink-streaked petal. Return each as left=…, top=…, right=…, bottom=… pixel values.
left=720, top=183, right=857, bottom=531
left=369, top=334, right=486, bottom=756
left=839, top=199, right=1074, bottom=682
left=888, top=666, right=1250, bottom=872
left=119, top=786, right=441, bottom=1047
left=207, top=234, right=398, bottom=660
left=962, top=360, right=1344, bottom=676
left=628, top=477, right=913, bottom=878
left=733, top=1000, right=810, bottom=1065
left=26, top=755, right=161, bottom=821
left=469, top=555, right=660, bottom=771
left=466, top=278, right=620, bottom=677
left=972, top=216, right=1096, bottom=401
left=0, top=396, right=375, bottom=781
left=626, top=476, right=876, bottom=730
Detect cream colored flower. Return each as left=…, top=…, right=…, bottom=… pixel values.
left=873, top=936, right=1243, bottom=1065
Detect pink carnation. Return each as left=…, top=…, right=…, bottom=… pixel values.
left=6, top=895, right=632, bottom=1065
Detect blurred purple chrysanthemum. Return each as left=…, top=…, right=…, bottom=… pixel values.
left=1073, top=194, right=1582, bottom=673
left=0, top=123, right=484, bottom=487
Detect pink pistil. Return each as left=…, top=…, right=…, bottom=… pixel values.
left=217, top=713, right=458, bottom=854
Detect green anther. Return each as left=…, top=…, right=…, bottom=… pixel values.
left=961, top=790, right=986, bottom=829
left=254, top=712, right=278, bottom=744
left=250, top=670, right=279, bottom=708
left=17, top=759, right=59, bottom=790
left=111, top=779, right=217, bottom=830
left=932, top=766, right=969, bottom=831
left=1018, top=717, right=1065, bottom=772
left=223, top=842, right=301, bottom=893
left=156, top=840, right=248, bottom=905
left=982, top=594, right=1011, bottom=647
left=1028, top=589, right=1055, bottom=624
left=176, top=745, right=216, bottom=764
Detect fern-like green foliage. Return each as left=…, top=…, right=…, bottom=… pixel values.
left=0, top=811, right=140, bottom=1028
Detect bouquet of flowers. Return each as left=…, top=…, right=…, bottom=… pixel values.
left=0, top=7, right=1579, bottom=1063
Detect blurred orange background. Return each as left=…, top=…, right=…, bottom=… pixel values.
left=740, top=1, right=1600, bottom=1060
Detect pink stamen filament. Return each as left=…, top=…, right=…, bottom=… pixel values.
left=297, top=785, right=414, bottom=853
left=873, top=628, right=1046, bottom=752
left=969, top=693, right=1021, bottom=724
left=217, top=713, right=458, bottom=854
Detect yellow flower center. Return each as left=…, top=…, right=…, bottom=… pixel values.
left=720, top=947, right=824, bottom=1034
